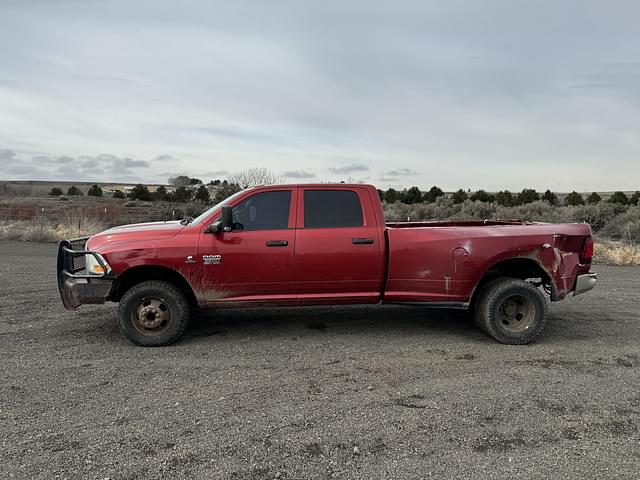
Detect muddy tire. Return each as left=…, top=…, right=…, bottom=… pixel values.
left=474, top=277, right=547, bottom=345
left=470, top=279, right=499, bottom=335
left=118, top=280, right=190, bottom=347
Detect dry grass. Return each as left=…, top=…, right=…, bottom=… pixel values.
left=594, top=241, right=640, bottom=266
left=0, top=219, right=106, bottom=242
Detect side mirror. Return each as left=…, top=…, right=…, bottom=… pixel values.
left=220, top=206, right=233, bottom=232
left=205, top=206, right=234, bottom=234
left=204, top=221, right=222, bottom=234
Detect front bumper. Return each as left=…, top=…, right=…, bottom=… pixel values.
left=57, top=238, right=115, bottom=310
left=573, top=272, right=598, bottom=296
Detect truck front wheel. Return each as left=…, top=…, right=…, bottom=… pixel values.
left=474, top=278, right=547, bottom=345
left=118, top=280, right=190, bottom=346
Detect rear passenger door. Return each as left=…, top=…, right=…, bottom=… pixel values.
left=294, top=187, right=385, bottom=304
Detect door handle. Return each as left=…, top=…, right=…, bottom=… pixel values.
left=265, top=240, right=288, bottom=247
left=352, top=237, right=374, bottom=245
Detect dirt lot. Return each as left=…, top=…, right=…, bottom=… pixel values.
left=1, top=241, right=639, bottom=479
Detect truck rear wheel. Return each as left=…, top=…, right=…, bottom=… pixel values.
left=118, top=280, right=190, bottom=346
left=474, top=278, right=547, bottom=345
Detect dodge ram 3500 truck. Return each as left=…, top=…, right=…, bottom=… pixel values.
left=57, top=184, right=597, bottom=346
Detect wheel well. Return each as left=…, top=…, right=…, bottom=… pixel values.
left=110, top=265, right=198, bottom=308
left=471, top=258, right=554, bottom=306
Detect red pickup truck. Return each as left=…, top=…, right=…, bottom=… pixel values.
left=58, top=184, right=597, bottom=346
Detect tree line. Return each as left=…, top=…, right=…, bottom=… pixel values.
left=48, top=179, right=242, bottom=204
left=48, top=181, right=640, bottom=207
left=377, top=186, right=640, bottom=206
left=46, top=168, right=281, bottom=204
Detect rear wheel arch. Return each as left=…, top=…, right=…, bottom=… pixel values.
left=109, top=265, right=198, bottom=308
left=470, top=257, right=555, bottom=307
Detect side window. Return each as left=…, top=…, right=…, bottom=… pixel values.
left=232, top=191, right=291, bottom=231
left=304, top=190, right=364, bottom=228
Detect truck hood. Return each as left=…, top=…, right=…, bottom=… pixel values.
left=87, top=221, right=184, bottom=250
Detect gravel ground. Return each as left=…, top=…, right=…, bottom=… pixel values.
left=1, top=240, right=639, bottom=479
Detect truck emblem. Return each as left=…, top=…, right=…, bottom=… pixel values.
left=203, top=254, right=222, bottom=265
left=185, top=255, right=196, bottom=264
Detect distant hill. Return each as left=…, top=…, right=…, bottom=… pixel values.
left=0, top=180, right=170, bottom=198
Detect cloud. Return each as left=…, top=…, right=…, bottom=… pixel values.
left=5, top=164, right=46, bottom=177
left=0, top=148, right=16, bottom=160
left=0, top=148, right=154, bottom=181
left=329, top=163, right=369, bottom=174
left=121, top=158, right=149, bottom=168
left=282, top=170, right=315, bottom=179
left=384, top=168, right=418, bottom=177
left=152, top=155, right=175, bottom=162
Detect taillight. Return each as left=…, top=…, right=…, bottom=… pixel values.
left=581, top=237, right=594, bottom=264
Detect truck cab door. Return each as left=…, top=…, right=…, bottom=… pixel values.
left=294, top=187, right=385, bottom=304
left=196, top=188, right=297, bottom=305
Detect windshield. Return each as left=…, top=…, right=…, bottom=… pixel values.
left=190, top=188, right=248, bottom=226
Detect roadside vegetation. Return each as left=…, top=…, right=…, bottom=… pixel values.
left=1, top=175, right=639, bottom=265
left=0, top=217, right=106, bottom=242
left=594, top=241, right=640, bottom=266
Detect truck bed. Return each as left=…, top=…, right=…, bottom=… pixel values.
left=383, top=221, right=592, bottom=305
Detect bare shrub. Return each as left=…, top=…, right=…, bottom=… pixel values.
left=598, top=206, right=640, bottom=241
left=229, top=168, right=281, bottom=188
left=495, top=200, right=556, bottom=222
left=456, top=200, right=497, bottom=220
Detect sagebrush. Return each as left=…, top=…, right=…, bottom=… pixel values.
left=383, top=198, right=640, bottom=242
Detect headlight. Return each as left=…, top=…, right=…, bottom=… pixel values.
left=85, top=253, right=111, bottom=275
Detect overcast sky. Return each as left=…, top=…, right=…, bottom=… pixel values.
left=1, top=0, right=639, bottom=191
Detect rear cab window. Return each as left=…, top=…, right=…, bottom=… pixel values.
left=303, top=190, right=364, bottom=228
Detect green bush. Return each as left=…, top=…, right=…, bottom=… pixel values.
left=128, top=184, right=152, bottom=201
left=153, top=185, right=168, bottom=201
left=87, top=184, right=103, bottom=197
left=586, top=192, right=601, bottom=204
left=401, top=186, right=422, bottom=204
left=452, top=189, right=468, bottom=204
left=518, top=188, right=540, bottom=204
left=564, top=191, right=584, bottom=206
left=542, top=190, right=558, bottom=206
left=172, top=186, right=192, bottom=203
left=609, top=191, right=629, bottom=205
left=470, top=190, right=494, bottom=202
left=194, top=184, right=210, bottom=203
left=495, top=190, right=517, bottom=207
left=423, top=186, right=444, bottom=203
left=383, top=188, right=400, bottom=203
